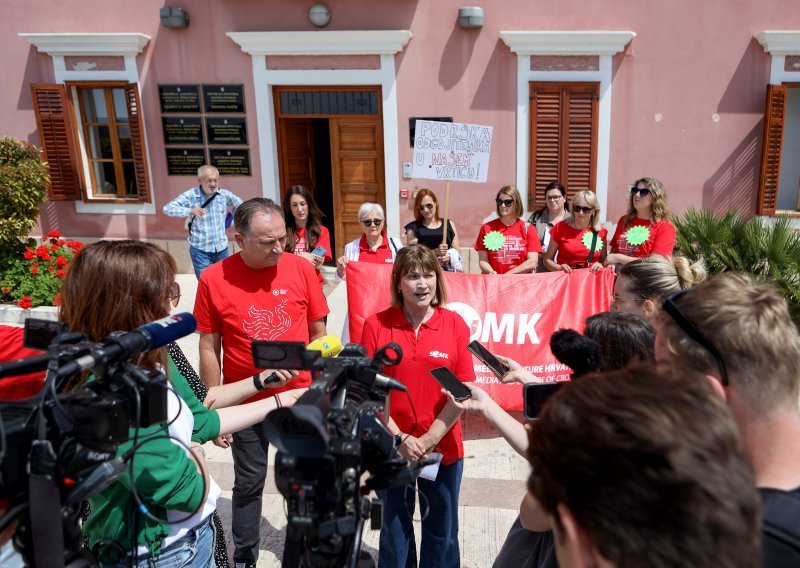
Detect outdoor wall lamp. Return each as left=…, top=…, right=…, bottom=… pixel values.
left=457, top=6, right=484, bottom=29
left=160, top=7, right=189, bottom=29
left=308, top=4, right=332, bottom=28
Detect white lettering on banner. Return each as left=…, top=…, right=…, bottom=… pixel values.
left=445, top=302, right=543, bottom=345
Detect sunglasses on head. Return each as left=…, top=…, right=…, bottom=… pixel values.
left=662, top=289, right=729, bottom=386
left=169, top=282, right=181, bottom=308
left=573, top=205, right=593, bottom=213
left=496, top=198, right=514, bottom=207
left=361, top=218, right=383, bottom=227
left=420, top=203, right=435, bottom=211
left=631, top=187, right=651, bottom=197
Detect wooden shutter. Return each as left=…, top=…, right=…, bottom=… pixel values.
left=529, top=83, right=599, bottom=208
left=30, top=84, right=82, bottom=200
left=123, top=83, right=151, bottom=202
left=757, top=84, right=787, bottom=216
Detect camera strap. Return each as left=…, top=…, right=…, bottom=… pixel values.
left=28, top=439, right=65, bottom=568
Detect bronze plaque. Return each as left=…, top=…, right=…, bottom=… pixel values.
left=166, top=148, right=206, bottom=176
left=162, top=117, right=204, bottom=145
left=209, top=148, right=251, bottom=176
left=202, top=84, right=245, bottom=113
left=205, top=117, right=248, bottom=145
left=159, top=85, right=201, bottom=113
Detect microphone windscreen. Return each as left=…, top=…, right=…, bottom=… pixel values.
left=307, top=335, right=344, bottom=358
left=550, top=328, right=603, bottom=378
left=138, top=313, right=197, bottom=350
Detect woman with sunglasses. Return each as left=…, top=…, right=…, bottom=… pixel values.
left=336, top=202, right=403, bottom=279
left=606, top=178, right=676, bottom=267
left=475, top=185, right=541, bottom=275
left=404, top=188, right=462, bottom=271
left=282, top=185, right=332, bottom=285
left=544, top=190, right=607, bottom=273
left=527, top=181, right=571, bottom=272
left=61, top=240, right=305, bottom=566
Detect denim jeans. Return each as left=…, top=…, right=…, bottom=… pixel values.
left=378, top=458, right=463, bottom=568
left=103, top=514, right=215, bottom=568
left=189, top=245, right=228, bottom=280
left=231, top=423, right=270, bottom=566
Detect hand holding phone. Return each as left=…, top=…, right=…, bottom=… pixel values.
left=523, top=382, right=565, bottom=420
left=429, top=367, right=471, bottom=401
left=310, top=245, right=327, bottom=257
left=467, top=340, right=509, bottom=380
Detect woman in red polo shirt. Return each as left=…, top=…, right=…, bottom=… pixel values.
left=336, top=202, right=403, bottom=280
left=361, top=244, right=474, bottom=568
left=544, top=190, right=608, bottom=272
left=605, top=177, right=676, bottom=268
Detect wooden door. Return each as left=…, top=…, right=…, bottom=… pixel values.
left=277, top=119, right=315, bottom=197
left=330, top=117, right=385, bottom=255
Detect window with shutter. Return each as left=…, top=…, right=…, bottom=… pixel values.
left=757, top=84, right=786, bottom=216
left=529, top=82, right=599, bottom=209
left=30, top=84, right=83, bottom=201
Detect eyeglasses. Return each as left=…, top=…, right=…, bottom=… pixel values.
left=169, top=282, right=181, bottom=308
left=419, top=203, right=435, bottom=211
left=496, top=198, right=514, bottom=207
left=545, top=195, right=563, bottom=201
left=630, top=187, right=651, bottom=197
left=662, top=289, right=729, bottom=386
left=573, top=205, right=593, bottom=214
left=361, top=218, right=383, bottom=227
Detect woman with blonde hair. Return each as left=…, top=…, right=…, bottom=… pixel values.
left=606, top=177, right=676, bottom=267
left=544, top=190, right=607, bottom=273
left=475, top=185, right=541, bottom=274
left=612, top=255, right=706, bottom=318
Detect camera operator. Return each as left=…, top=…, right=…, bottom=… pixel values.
left=59, top=240, right=305, bottom=566
left=360, top=244, right=474, bottom=568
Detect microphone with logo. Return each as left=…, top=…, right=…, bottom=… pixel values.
left=306, top=334, right=344, bottom=358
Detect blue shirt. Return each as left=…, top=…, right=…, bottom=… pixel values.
left=163, top=186, right=243, bottom=252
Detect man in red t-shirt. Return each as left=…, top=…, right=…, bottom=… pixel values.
left=194, top=198, right=328, bottom=568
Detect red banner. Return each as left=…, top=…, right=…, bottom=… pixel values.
left=345, top=263, right=615, bottom=411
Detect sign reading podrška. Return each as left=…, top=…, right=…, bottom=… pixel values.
left=412, top=119, right=492, bottom=183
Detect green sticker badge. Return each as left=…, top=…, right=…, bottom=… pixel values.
left=483, top=231, right=505, bottom=251
left=582, top=231, right=604, bottom=252
left=624, top=225, right=650, bottom=247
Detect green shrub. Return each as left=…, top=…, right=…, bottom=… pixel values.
left=673, top=208, right=800, bottom=324
left=0, top=137, right=50, bottom=246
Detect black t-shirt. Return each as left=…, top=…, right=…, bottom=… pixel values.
left=404, top=219, right=455, bottom=250
left=761, top=486, right=800, bottom=568
left=493, top=516, right=558, bottom=568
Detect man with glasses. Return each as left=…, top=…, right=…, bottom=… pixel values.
left=194, top=198, right=329, bottom=568
left=656, top=272, right=800, bottom=567
left=163, top=165, right=243, bottom=279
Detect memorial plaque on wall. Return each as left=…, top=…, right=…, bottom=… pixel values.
left=166, top=148, right=207, bottom=176
left=159, top=85, right=201, bottom=113
left=203, top=84, right=245, bottom=113
left=209, top=148, right=251, bottom=176
left=205, top=117, right=248, bottom=145
left=162, top=117, right=204, bottom=145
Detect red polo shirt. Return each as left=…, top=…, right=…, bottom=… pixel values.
left=361, top=306, right=475, bottom=465
left=358, top=232, right=395, bottom=265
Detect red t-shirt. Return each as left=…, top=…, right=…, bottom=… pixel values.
left=358, top=233, right=395, bottom=265
left=360, top=306, right=476, bottom=465
left=194, top=252, right=329, bottom=401
left=610, top=216, right=676, bottom=258
left=294, top=225, right=333, bottom=285
left=549, top=221, right=608, bottom=267
left=474, top=218, right=542, bottom=274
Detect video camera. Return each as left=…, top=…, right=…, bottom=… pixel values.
left=254, top=340, right=419, bottom=568
left=0, top=313, right=196, bottom=568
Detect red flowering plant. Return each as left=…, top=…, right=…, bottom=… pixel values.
left=0, top=230, right=82, bottom=308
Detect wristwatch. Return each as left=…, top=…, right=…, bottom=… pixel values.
left=395, top=433, right=403, bottom=447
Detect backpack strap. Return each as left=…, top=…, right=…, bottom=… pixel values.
left=585, top=231, right=598, bottom=265
left=187, top=189, right=220, bottom=232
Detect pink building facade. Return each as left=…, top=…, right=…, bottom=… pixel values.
left=4, top=0, right=800, bottom=260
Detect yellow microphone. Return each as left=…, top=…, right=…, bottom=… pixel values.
left=307, top=335, right=344, bottom=358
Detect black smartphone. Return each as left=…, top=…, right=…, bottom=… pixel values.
left=467, top=340, right=509, bottom=380
left=430, top=367, right=472, bottom=402
left=523, top=382, right=565, bottom=420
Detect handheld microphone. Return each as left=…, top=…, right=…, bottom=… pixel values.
left=59, top=313, right=197, bottom=376
left=307, top=335, right=344, bottom=358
